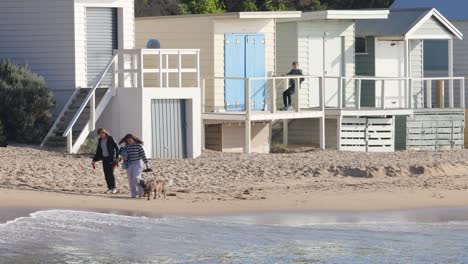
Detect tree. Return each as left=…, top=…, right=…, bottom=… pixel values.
left=0, top=60, right=55, bottom=144
left=289, top=0, right=327, bottom=10
left=178, top=0, right=226, bottom=15
left=243, top=0, right=258, bottom=11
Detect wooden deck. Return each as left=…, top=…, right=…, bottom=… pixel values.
left=203, top=108, right=324, bottom=121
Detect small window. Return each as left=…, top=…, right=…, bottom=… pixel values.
left=355, top=37, right=367, bottom=55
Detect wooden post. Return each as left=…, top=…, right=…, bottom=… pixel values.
left=426, top=80, right=432, bottom=108
left=319, top=77, right=324, bottom=111
left=159, top=50, right=163, bottom=88
left=338, top=78, right=343, bottom=109
left=381, top=80, right=386, bottom=109
left=165, top=54, right=169, bottom=88
left=112, top=54, right=118, bottom=96
left=295, top=78, right=300, bottom=112
left=137, top=50, right=143, bottom=88
left=118, top=51, right=124, bottom=89
left=282, top=120, right=288, bottom=145
left=461, top=79, right=466, bottom=109
left=355, top=79, right=361, bottom=110
left=244, top=79, right=251, bottom=154
left=201, top=79, right=206, bottom=113
left=178, top=50, right=182, bottom=88
left=67, top=131, right=73, bottom=154
left=336, top=116, right=342, bottom=150
left=196, top=50, right=200, bottom=88
left=319, top=116, right=326, bottom=150
left=408, top=79, right=413, bottom=109
left=271, top=79, right=277, bottom=113
left=448, top=39, right=454, bottom=108
left=436, top=80, right=445, bottom=108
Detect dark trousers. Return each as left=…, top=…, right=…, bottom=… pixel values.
left=102, top=158, right=116, bottom=190
left=283, top=87, right=295, bottom=107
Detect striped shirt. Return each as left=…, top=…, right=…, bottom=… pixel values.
left=125, top=144, right=148, bottom=163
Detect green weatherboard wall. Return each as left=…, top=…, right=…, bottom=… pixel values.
left=355, top=36, right=375, bottom=107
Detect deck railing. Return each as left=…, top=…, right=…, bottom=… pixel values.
left=202, top=75, right=325, bottom=115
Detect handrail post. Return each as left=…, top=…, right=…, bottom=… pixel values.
left=408, top=78, right=413, bottom=109
left=112, top=54, right=117, bottom=96
left=461, top=79, right=466, bottom=108
left=449, top=78, right=454, bottom=108
left=319, top=77, right=324, bottom=111
left=338, top=77, right=343, bottom=109
left=67, top=131, right=72, bottom=153
left=271, top=79, right=277, bottom=113
left=436, top=80, right=444, bottom=108
left=381, top=80, right=386, bottom=109
left=355, top=79, right=361, bottom=110
left=159, top=50, right=163, bottom=88
left=295, top=78, right=300, bottom=112
left=244, top=78, right=251, bottom=154
left=118, top=51, right=124, bottom=89
left=426, top=80, right=432, bottom=109
left=196, top=50, right=200, bottom=88
left=137, top=49, right=143, bottom=88
left=178, top=50, right=182, bottom=88
left=201, top=79, right=206, bottom=113
left=89, top=92, right=96, bottom=131
left=284, top=77, right=289, bottom=108
left=165, top=54, right=169, bottom=88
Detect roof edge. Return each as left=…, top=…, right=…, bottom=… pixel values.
left=136, top=11, right=301, bottom=21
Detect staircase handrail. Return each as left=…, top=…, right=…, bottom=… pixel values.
left=63, top=54, right=118, bottom=137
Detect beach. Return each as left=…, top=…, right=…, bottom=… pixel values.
left=1, top=145, right=468, bottom=215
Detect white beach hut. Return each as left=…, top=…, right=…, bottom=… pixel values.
left=0, top=0, right=202, bottom=159
left=137, top=12, right=332, bottom=154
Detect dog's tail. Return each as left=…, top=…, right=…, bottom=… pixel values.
left=167, top=179, right=173, bottom=187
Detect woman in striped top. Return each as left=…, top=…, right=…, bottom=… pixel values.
left=119, top=134, right=149, bottom=198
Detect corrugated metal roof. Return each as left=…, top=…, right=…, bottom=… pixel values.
left=391, top=0, right=468, bottom=21
left=356, top=9, right=430, bottom=37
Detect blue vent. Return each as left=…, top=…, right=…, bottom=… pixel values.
left=146, top=39, right=161, bottom=49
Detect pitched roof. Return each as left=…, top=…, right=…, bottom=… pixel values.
left=391, top=0, right=468, bottom=21
left=356, top=8, right=463, bottom=39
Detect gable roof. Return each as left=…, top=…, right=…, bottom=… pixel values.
left=391, top=0, right=468, bottom=21
left=356, top=8, right=463, bottom=39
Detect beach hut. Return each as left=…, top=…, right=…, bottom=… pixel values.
left=391, top=1, right=468, bottom=147
left=137, top=12, right=333, bottom=154
left=0, top=0, right=202, bottom=159
left=354, top=8, right=464, bottom=151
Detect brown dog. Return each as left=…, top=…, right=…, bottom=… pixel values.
left=139, top=179, right=172, bottom=200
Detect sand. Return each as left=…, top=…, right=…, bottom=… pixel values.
left=1, top=145, right=468, bottom=215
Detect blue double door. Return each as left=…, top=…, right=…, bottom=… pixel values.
left=224, top=34, right=266, bottom=111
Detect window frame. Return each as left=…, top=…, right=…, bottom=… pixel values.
left=355, top=36, right=368, bottom=55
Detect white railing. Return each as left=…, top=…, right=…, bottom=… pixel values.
left=202, top=75, right=325, bottom=115
left=63, top=54, right=119, bottom=153
left=115, top=49, right=200, bottom=89
left=348, top=76, right=465, bottom=110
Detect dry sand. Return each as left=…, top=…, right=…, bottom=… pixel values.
left=1, top=145, right=468, bottom=215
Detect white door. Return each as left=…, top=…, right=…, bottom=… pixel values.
left=307, top=36, right=343, bottom=108
left=340, top=117, right=395, bottom=152
left=375, top=40, right=405, bottom=108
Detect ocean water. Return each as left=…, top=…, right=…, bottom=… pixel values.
left=1, top=209, right=468, bottom=264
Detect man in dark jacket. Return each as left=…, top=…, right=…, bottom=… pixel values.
left=282, top=61, right=305, bottom=111
left=92, top=128, right=119, bottom=194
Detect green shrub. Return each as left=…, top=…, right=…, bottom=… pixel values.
left=0, top=60, right=55, bottom=144
left=0, top=120, right=6, bottom=147
left=80, top=137, right=99, bottom=154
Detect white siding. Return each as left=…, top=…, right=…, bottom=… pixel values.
left=411, top=16, right=453, bottom=38
left=221, top=122, right=271, bottom=153
left=213, top=19, right=276, bottom=111
left=0, top=0, right=75, bottom=114
left=410, top=39, right=424, bottom=108
left=276, top=22, right=298, bottom=108
left=75, top=0, right=135, bottom=88
left=297, top=20, right=355, bottom=108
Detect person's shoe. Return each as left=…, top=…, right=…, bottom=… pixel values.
left=287, top=106, right=295, bottom=111
left=111, top=189, right=117, bottom=194
left=280, top=106, right=288, bottom=111
left=105, top=189, right=112, bottom=194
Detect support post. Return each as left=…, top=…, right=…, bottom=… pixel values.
left=319, top=77, right=324, bottom=111
left=159, top=51, right=163, bottom=88
left=244, top=79, right=251, bottom=154
left=165, top=54, right=169, bottom=88
left=338, top=78, right=343, bottom=109
left=319, top=116, right=326, bottom=150
left=461, top=79, right=466, bottom=109
left=112, top=54, right=118, bottom=95
left=271, top=79, right=277, bottom=113
left=196, top=50, right=200, bottom=88
left=137, top=50, right=143, bottom=88
left=436, top=80, right=445, bottom=108
left=67, top=131, right=72, bottom=154
left=381, top=80, right=386, bottom=109
left=201, top=79, right=206, bottom=113
left=408, top=79, right=413, bottom=109
left=448, top=39, right=454, bottom=108
left=90, top=93, right=96, bottom=131
left=295, top=78, right=300, bottom=112
left=426, top=80, right=432, bottom=109
left=336, top=116, right=342, bottom=150
left=355, top=79, right=361, bottom=110
left=282, top=120, right=288, bottom=145
left=178, top=50, right=182, bottom=88
left=118, top=51, right=124, bottom=90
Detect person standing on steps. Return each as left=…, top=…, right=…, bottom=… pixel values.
left=282, top=61, right=305, bottom=111
left=119, top=134, right=150, bottom=198
left=92, top=128, right=119, bottom=194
